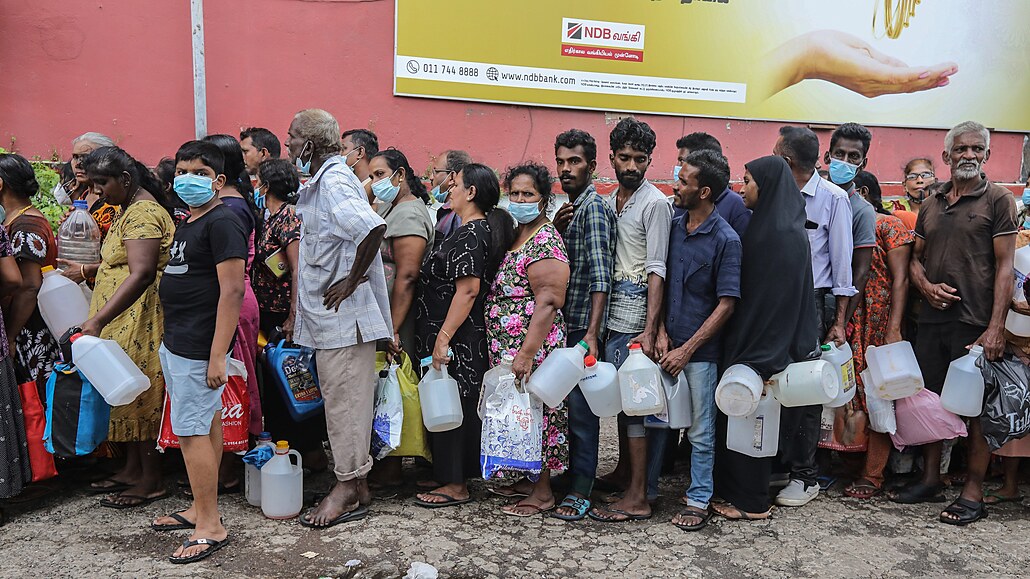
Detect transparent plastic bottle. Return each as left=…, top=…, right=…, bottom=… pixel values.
left=58, top=200, right=102, bottom=266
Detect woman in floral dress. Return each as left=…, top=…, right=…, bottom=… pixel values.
left=840, top=172, right=913, bottom=499
left=485, top=163, right=570, bottom=517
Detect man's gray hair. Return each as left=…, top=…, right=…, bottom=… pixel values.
left=944, top=121, right=990, bottom=153
left=71, top=132, right=115, bottom=149
left=293, top=109, right=342, bottom=158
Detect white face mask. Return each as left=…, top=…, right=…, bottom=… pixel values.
left=52, top=183, right=73, bottom=206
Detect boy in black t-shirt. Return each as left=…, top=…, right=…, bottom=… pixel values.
left=153, top=141, right=247, bottom=564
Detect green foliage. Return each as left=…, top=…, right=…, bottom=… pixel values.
left=0, top=146, right=65, bottom=232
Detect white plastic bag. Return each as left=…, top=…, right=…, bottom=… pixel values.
left=371, top=363, right=404, bottom=459
left=865, top=382, right=897, bottom=435
left=480, top=375, right=542, bottom=480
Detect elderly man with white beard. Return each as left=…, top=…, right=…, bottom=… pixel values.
left=889, top=121, right=1017, bottom=527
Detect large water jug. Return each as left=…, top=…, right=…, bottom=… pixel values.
left=864, top=341, right=924, bottom=400
left=770, top=360, right=838, bottom=407
left=58, top=200, right=102, bottom=265
left=862, top=370, right=897, bottom=434
left=618, top=343, right=665, bottom=416
left=37, top=265, right=90, bottom=339
left=715, top=364, right=763, bottom=417
left=646, top=370, right=693, bottom=429
left=245, top=432, right=275, bottom=507
left=479, top=354, right=514, bottom=418
left=70, top=333, right=149, bottom=406
left=526, top=341, right=588, bottom=408
left=940, top=346, right=986, bottom=417
left=1013, top=245, right=1030, bottom=300
left=261, top=441, right=303, bottom=519
left=418, top=361, right=463, bottom=432
left=1006, top=310, right=1030, bottom=338
left=822, top=343, right=857, bottom=408
left=578, top=355, right=621, bottom=417
left=726, top=389, right=781, bottom=458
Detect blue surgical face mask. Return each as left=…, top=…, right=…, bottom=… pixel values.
left=828, top=158, right=860, bottom=186
left=294, top=141, right=312, bottom=176
left=673, top=165, right=682, bottom=181
left=431, top=184, right=451, bottom=203
left=371, top=170, right=400, bottom=203
left=1022, top=187, right=1030, bottom=209
left=507, top=201, right=541, bottom=224
left=254, top=185, right=266, bottom=210
left=343, top=147, right=360, bottom=169
left=173, top=173, right=217, bottom=207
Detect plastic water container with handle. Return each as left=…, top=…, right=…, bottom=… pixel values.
left=260, top=441, right=303, bottom=519
left=526, top=341, right=588, bottom=408
left=821, top=342, right=857, bottom=408
left=57, top=200, right=102, bottom=266
left=864, top=341, right=924, bottom=400
left=769, top=359, right=838, bottom=407
left=578, top=355, right=621, bottom=417
left=715, top=364, right=763, bottom=417
left=618, top=343, right=665, bottom=416
left=940, top=346, right=986, bottom=417
left=726, top=389, right=781, bottom=457
left=245, top=432, right=275, bottom=507
left=69, top=333, right=149, bottom=406
left=646, top=370, right=693, bottom=429
left=479, top=354, right=514, bottom=419
left=862, top=370, right=897, bottom=434
left=1005, top=310, right=1030, bottom=338
left=37, top=265, right=90, bottom=339
left=1013, top=245, right=1030, bottom=300
left=418, top=359, right=463, bottom=432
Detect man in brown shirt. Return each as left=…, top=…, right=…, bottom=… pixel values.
left=895, top=121, right=1017, bottom=526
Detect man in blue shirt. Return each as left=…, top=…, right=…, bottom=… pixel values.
left=674, top=132, right=750, bottom=237
left=653, top=150, right=742, bottom=531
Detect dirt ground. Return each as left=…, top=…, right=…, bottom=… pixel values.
left=2, top=419, right=1029, bottom=578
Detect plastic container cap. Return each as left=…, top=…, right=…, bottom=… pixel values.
left=584, top=355, right=597, bottom=367
left=629, top=343, right=642, bottom=350
left=276, top=440, right=289, bottom=450
left=578, top=340, right=589, bottom=349
left=259, top=431, right=271, bottom=439
left=41, top=265, right=55, bottom=273
left=73, top=200, right=88, bottom=210
left=820, top=344, right=831, bottom=351
left=69, top=332, right=83, bottom=342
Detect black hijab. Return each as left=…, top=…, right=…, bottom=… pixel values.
left=723, top=156, right=818, bottom=380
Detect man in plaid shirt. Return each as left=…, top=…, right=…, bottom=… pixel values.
left=550, top=129, right=617, bottom=521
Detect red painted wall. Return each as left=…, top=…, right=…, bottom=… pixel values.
left=2, top=0, right=1025, bottom=186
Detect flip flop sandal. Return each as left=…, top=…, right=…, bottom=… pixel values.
left=486, top=486, right=529, bottom=499
left=501, top=500, right=556, bottom=518
left=169, top=536, right=230, bottom=564
left=712, top=503, right=771, bottom=521
left=984, top=491, right=1024, bottom=505
left=299, top=505, right=369, bottom=528
left=889, top=483, right=946, bottom=504
left=413, top=492, right=473, bottom=509
left=587, top=506, right=652, bottom=522
left=88, top=480, right=132, bottom=494
left=844, top=481, right=882, bottom=500
left=672, top=506, right=713, bottom=532
left=817, top=475, right=838, bottom=491
left=152, top=512, right=196, bottom=532
left=550, top=496, right=592, bottom=521
left=100, top=492, right=170, bottom=510
left=940, top=497, right=988, bottom=526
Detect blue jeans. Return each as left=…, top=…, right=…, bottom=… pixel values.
left=646, top=361, right=718, bottom=509
left=566, top=330, right=601, bottom=497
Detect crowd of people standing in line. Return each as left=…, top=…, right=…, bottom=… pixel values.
left=0, top=110, right=1027, bottom=564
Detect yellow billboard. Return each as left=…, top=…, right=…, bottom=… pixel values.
left=394, top=0, right=1030, bottom=131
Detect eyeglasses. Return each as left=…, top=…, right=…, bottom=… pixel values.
left=905, top=172, right=935, bottom=181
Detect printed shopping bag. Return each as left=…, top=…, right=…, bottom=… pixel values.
left=377, top=352, right=430, bottom=460
left=19, top=378, right=58, bottom=482
left=371, top=362, right=404, bottom=459
left=480, top=376, right=543, bottom=480
left=890, top=388, right=967, bottom=450
left=44, top=363, right=110, bottom=457
left=979, top=355, right=1030, bottom=450
left=157, top=358, right=250, bottom=452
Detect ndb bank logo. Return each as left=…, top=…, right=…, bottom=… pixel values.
left=561, top=18, right=645, bottom=50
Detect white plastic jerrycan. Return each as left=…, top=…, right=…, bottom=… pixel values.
left=527, top=340, right=588, bottom=409
left=770, top=359, right=838, bottom=407
left=261, top=441, right=303, bottom=519
left=418, top=360, right=463, bottom=432
left=821, top=343, right=857, bottom=408
left=1006, top=309, right=1030, bottom=338
left=862, top=370, right=897, bottom=434
left=864, top=341, right=924, bottom=400
left=245, top=432, right=275, bottom=507
left=715, top=364, right=763, bottom=417
left=578, top=355, right=621, bottom=417
left=1013, top=245, right=1030, bottom=300
left=646, top=370, right=693, bottom=430
left=480, top=354, right=514, bottom=419
left=37, top=265, right=90, bottom=339
left=726, top=389, right=781, bottom=458
left=618, top=343, right=665, bottom=416
left=940, top=346, right=986, bottom=417
left=70, top=333, right=149, bottom=406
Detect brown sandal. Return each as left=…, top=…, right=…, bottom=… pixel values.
left=712, top=502, right=771, bottom=521
left=844, top=479, right=882, bottom=500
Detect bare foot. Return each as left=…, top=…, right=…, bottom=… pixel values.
left=301, top=482, right=362, bottom=527
left=589, top=494, right=650, bottom=521
left=490, top=478, right=533, bottom=497
left=502, top=494, right=555, bottom=516
left=171, top=520, right=228, bottom=559
left=416, top=483, right=469, bottom=504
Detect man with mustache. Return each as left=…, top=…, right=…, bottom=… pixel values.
left=895, top=122, right=1017, bottom=527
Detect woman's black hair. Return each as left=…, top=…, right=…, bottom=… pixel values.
left=81, top=146, right=178, bottom=217
left=461, top=163, right=516, bottom=281
left=203, top=134, right=260, bottom=221
left=59, top=161, right=75, bottom=185
left=258, top=159, right=300, bottom=204
left=503, top=162, right=553, bottom=210
left=0, top=153, right=40, bottom=199
left=853, top=171, right=890, bottom=216
left=154, top=156, right=190, bottom=216
left=370, top=149, right=429, bottom=204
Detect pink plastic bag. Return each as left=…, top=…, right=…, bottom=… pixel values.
left=890, top=389, right=967, bottom=450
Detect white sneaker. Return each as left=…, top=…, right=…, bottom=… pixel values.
left=775, top=479, right=819, bottom=507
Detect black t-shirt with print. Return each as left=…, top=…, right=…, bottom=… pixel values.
left=159, top=204, right=249, bottom=360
